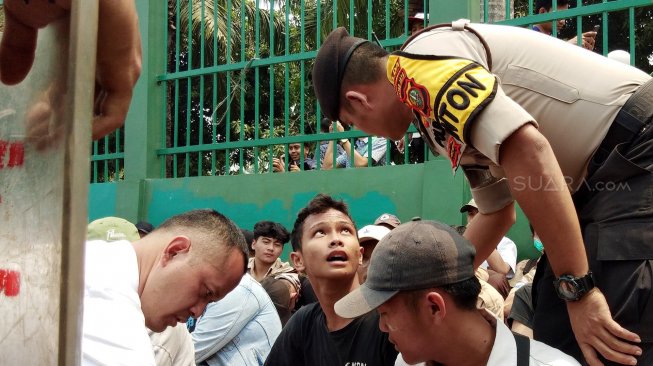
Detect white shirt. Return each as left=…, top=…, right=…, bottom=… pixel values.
left=82, top=240, right=155, bottom=366
left=481, top=236, right=518, bottom=277
left=488, top=312, right=580, bottom=366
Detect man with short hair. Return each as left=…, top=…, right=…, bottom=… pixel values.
left=312, top=24, right=650, bottom=365
left=335, top=220, right=580, bottom=366
left=356, top=224, right=391, bottom=284
left=83, top=209, right=248, bottom=365
left=273, top=142, right=316, bottom=172
left=264, top=194, right=398, bottom=366
left=247, top=221, right=296, bottom=283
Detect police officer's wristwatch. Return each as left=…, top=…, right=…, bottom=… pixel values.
left=553, top=272, right=595, bottom=301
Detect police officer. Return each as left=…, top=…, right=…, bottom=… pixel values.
left=312, top=21, right=652, bottom=366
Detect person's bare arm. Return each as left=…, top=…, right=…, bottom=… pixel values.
left=92, top=0, right=141, bottom=140
left=347, top=141, right=368, bottom=167
left=464, top=203, right=516, bottom=269
left=321, top=140, right=336, bottom=170
left=0, top=0, right=69, bottom=85
left=485, top=250, right=511, bottom=275
left=500, top=124, right=641, bottom=366
left=0, top=0, right=141, bottom=141
left=568, top=31, right=597, bottom=51
left=511, top=320, right=533, bottom=339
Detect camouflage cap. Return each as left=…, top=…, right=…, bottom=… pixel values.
left=335, top=219, right=476, bottom=318
left=312, top=27, right=369, bottom=121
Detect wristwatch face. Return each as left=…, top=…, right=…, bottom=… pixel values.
left=556, top=278, right=579, bottom=300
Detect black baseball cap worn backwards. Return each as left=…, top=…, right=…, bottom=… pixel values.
left=334, top=220, right=477, bottom=319
left=312, top=27, right=369, bottom=122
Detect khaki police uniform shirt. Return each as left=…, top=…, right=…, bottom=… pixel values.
left=391, top=21, right=650, bottom=214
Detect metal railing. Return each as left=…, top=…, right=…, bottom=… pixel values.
left=89, top=0, right=653, bottom=181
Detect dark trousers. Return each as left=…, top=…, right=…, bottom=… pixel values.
left=532, top=126, right=653, bottom=365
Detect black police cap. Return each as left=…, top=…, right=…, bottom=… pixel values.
left=312, top=27, right=369, bottom=122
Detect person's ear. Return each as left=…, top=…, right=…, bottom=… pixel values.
left=161, top=236, right=191, bottom=266
left=358, top=246, right=364, bottom=265
left=426, top=290, right=446, bottom=322
left=538, top=7, right=547, bottom=14
left=344, top=90, right=372, bottom=110
left=290, top=251, right=305, bottom=272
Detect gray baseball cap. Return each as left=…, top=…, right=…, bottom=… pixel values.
left=334, top=220, right=476, bottom=318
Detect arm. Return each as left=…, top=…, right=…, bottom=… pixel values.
left=321, top=140, right=337, bottom=170
left=192, top=283, right=260, bottom=363
left=567, top=31, right=597, bottom=51
left=500, top=124, right=641, bottom=366
left=464, top=202, right=516, bottom=269
left=1, top=0, right=142, bottom=141
left=485, top=250, right=511, bottom=275
left=344, top=139, right=369, bottom=167
left=92, top=0, right=142, bottom=140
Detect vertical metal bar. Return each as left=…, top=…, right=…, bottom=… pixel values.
left=230, top=0, right=237, bottom=174
left=484, top=0, right=489, bottom=23
left=254, top=0, right=261, bottom=173
left=315, top=0, right=322, bottom=170
left=629, top=7, right=635, bottom=65
left=115, top=129, right=121, bottom=179
left=333, top=0, right=338, bottom=30
left=385, top=0, right=390, bottom=39
left=198, top=0, right=206, bottom=176
left=505, top=0, right=510, bottom=20
left=368, top=0, right=372, bottom=39
left=299, top=0, right=305, bottom=141
left=367, top=137, right=372, bottom=167
left=403, top=135, right=409, bottom=164
left=211, top=0, right=219, bottom=175
left=173, top=80, right=179, bottom=178
left=551, top=0, right=558, bottom=38
left=528, top=0, right=533, bottom=16
left=185, top=0, right=192, bottom=177
left=575, top=0, right=582, bottom=47
left=349, top=0, right=354, bottom=32
left=103, top=136, right=109, bottom=182
left=173, top=0, right=181, bottom=178
left=284, top=1, right=291, bottom=170
left=162, top=3, right=170, bottom=179
left=269, top=0, right=276, bottom=173
left=239, top=1, right=246, bottom=175
left=92, top=141, right=98, bottom=182
left=602, top=5, right=608, bottom=57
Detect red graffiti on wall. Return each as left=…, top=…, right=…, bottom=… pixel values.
left=0, top=269, right=20, bottom=296
left=0, top=141, right=25, bottom=169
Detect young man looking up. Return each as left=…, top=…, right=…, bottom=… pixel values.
left=264, top=194, right=398, bottom=366
left=335, top=220, right=580, bottom=366
left=247, top=221, right=295, bottom=282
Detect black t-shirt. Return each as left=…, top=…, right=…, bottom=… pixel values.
left=264, top=302, right=398, bottom=366
left=508, top=283, right=534, bottom=328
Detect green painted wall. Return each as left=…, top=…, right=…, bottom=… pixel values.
left=88, top=159, right=538, bottom=261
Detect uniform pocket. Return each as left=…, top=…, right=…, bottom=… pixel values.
left=597, top=220, right=653, bottom=261
left=502, top=64, right=579, bottom=104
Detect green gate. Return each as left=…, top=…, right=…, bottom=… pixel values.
left=87, top=0, right=653, bottom=260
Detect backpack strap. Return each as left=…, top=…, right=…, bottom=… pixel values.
left=400, top=19, right=493, bottom=71
left=513, top=332, right=531, bottom=366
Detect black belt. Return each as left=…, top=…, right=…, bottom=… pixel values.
left=591, top=77, right=653, bottom=169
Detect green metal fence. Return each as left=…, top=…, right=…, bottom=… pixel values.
left=89, top=0, right=653, bottom=182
